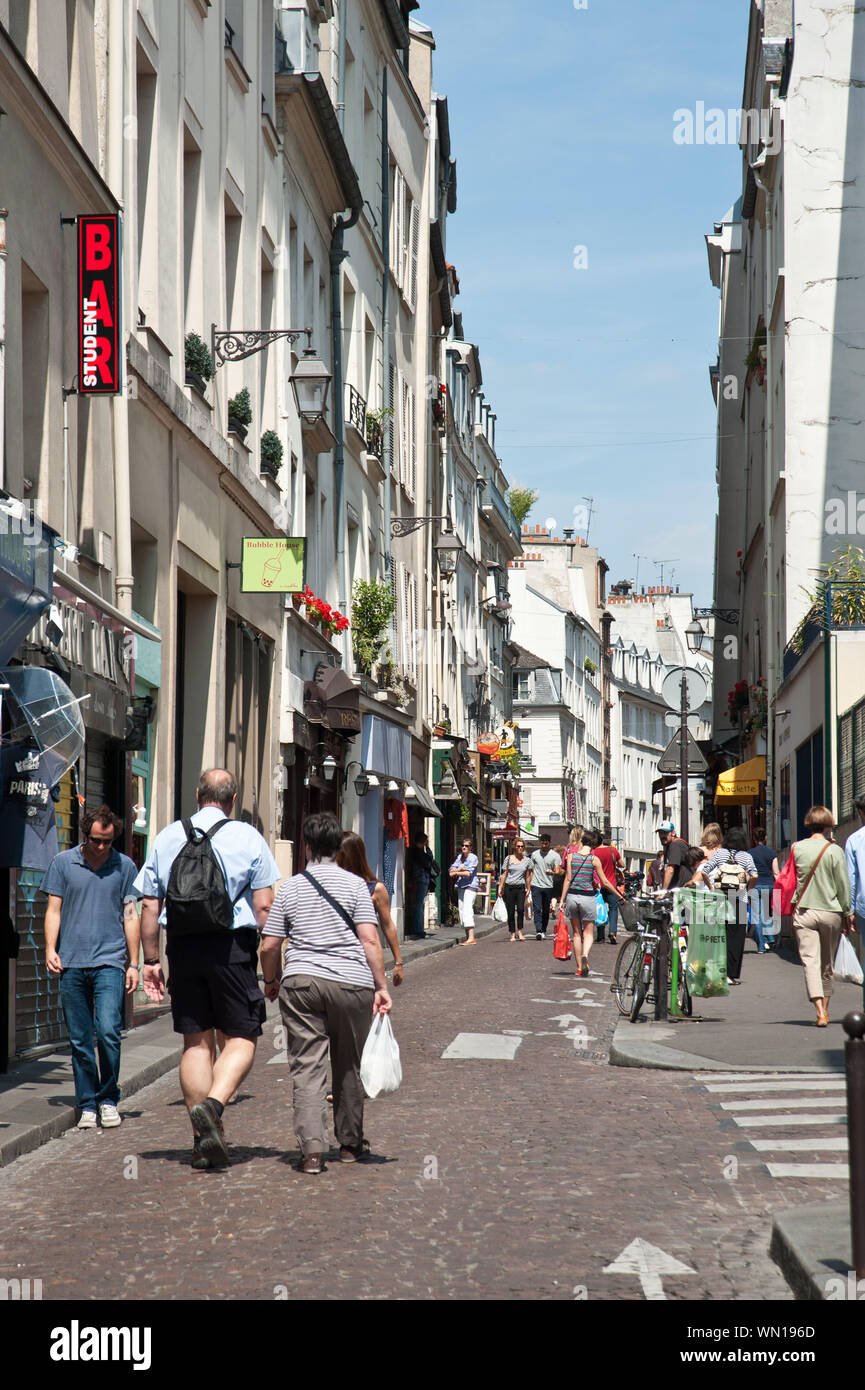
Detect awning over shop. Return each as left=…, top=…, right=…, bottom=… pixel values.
left=715, top=755, right=767, bottom=803
left=303, top=665, right=361, bottom=734
left=408, top=782, right=442, bottom=818
left=361, top=713, right=410, bottom=780
left=0, top=522, right=55, bottom=665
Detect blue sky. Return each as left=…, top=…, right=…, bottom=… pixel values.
left=419, top=0, right=751, bottom=600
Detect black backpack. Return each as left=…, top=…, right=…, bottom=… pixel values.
left=165, top=818, right=246, bottom=935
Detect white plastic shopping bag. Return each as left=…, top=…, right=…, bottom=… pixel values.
left=492, top=895, right=508, bottom=923
left=360, top=1012, right=402, bottom=1099
left=834, top=932, right=864, bottom=985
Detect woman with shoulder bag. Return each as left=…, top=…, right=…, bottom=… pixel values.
left=559, top=829, right=623, bottom=977
left=701, top=826, right=758, bottom=985
left=497, top=838, right=532, bottom=942
left=788, top=806, right=853, bottom=1026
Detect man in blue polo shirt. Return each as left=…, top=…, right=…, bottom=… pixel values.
left=135, top=768, right=279, bottom=1169
left=42, top=805, right=140, bottom=1130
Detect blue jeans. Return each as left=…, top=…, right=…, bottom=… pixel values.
left=749, top=888, right=776, bottom=950
left=59, top=966, right=126, bottom=1110
left=531, top=886, right=554, bottom=935
left=597, top=889, right=619, bottom=942
left=411, top=875, right=430, bottom=936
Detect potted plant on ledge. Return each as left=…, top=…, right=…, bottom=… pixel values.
left=185, top=332, right=214, bottom=395
left=364, top=406, right=393, bottom=460
left=351, top=577, right=396, bottom=676
left=260, top=430, right=283, bottom=480
left=227, top=387, right=252, bottom=443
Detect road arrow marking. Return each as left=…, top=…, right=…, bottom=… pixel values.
left=603, top=1239, right=695, bottom=1300
left=549, top=1014, right=582, bottom=1028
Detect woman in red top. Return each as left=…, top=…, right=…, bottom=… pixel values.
left=593, top=834, right=623, bottom=944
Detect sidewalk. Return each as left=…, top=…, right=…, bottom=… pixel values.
left=611, top=937, right=863, bottom=1073
left=0, top=916, right=501, bottom=1168
left=611, top=934, right=863, bottom=1299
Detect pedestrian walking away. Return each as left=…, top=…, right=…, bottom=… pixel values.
left=259, top=812, right=392, bottom=1174
left=41, top=805, right=140, bottom=1130
left=560, top=829, right=623, bottom=976
left=844, top=795, right=865, bottom=1005
left=658, top=821, right=691, bottom=890
left=498, top=838, right=532, bottom=941
left=449, top=838, right=480, bottom=945
left=134, top=769, right=279, bottom=1169
left=336, top=832, right=404, bottom=985
left=788, top=805, right=854, bottom=1026
left=700, top=827, right=758, bottom=984
left=749, top=826, right=780, bottom=952
left=529, top=833, right=561, bottom=939
left=405, top=832, right=439, bottom=939
left=593, top=834, right=623, bottom=944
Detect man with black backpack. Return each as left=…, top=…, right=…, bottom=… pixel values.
left=135, top=769, right=279, bottom=1169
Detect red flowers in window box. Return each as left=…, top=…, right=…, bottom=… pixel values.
left=301, top=587, right=349, bottom=636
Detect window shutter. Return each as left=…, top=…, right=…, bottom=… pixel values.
left=406, top=385, right=416, bottom=500
left=389, top=166, right=397, bottom=278
left=387, top=359, right=396, bottom=472
left=407, top=198, right=420, bottom=311
left=399, top=371, right=408, bottom=486
left=395, top=170, right=406, bottom=291
left=408, top=571, right=418, bottom=683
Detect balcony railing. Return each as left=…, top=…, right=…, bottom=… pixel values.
left=485, top=481, right=521, bottom=544
left=347, top=384, right=367, bottom=440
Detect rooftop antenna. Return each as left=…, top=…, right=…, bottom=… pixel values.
left=633, top=553, right=651, bottom=590
left=652, top=557, right=679, bottom=588
left=582, top=496, right=595, bottom=545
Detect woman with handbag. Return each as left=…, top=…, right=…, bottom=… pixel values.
left=559, top=828, right=623, bottom=977
left=497, top=838, right=532, bottom=942
left=784, top=806, right=853, bottom=1026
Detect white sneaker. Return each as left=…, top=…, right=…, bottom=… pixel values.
left=77, top=1110, right=97, bottom=1129
left=99, top=1103, right=122, bottom=1128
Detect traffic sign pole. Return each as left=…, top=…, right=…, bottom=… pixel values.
left=669, top=673, right=688, bottom=1020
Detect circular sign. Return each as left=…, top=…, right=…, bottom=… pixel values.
left=477, top=732, right=501, bottom=756
left=661, top=665, right=708, bottom=714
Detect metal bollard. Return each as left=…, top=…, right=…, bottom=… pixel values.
left=844, top=1011, right=865, bottom=1281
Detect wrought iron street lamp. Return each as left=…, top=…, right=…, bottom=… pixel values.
left=210, top=323, right=331, bottom=424
left=685, top=619, right=705, bottom=653
left=433, top=528, right=463, bottom=580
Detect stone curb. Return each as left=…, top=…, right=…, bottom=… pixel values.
left=769, top=1199, right=852, bottom=1301
left=609, top=1018, right=841, bottom=1073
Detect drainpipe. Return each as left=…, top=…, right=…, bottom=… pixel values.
left=331, top=202, right=361, bottom=665
left=381, top=67, right=392, bottom=583
left=751, top=148, right=777, bottom=839
left=109, top=0, right=133, bottom=615
left=0, top=208, right=6, bottom=489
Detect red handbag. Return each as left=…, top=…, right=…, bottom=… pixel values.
left=553, top=909, right=572, bottom=960
left=771, top=848, right=798, bottom=916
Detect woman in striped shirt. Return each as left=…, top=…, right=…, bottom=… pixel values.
left=559, top=828, right=623, bottom=977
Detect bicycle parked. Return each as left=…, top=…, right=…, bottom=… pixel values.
left=611, top=891, right=692, bottom=1022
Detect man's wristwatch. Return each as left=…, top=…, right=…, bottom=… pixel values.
left=127, top=963, right=140, bottom=970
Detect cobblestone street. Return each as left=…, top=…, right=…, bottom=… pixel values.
left=0, top=930, right=803, bottom=1301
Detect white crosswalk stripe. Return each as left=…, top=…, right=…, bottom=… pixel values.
left=693, top=1070, right=850, bottom=1182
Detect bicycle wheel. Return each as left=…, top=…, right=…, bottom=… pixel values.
left=677, top=966, right=693, bottom=1017
left=612, top=937, right=640, bottom=1016
left=630, top=953, right=652, bottom=1022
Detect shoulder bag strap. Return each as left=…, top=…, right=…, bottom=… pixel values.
left=203, top=817, right=231, bottom=840
left=301, top=869, right=359, bottom=937
left=793, top=841, right=831, bottom=909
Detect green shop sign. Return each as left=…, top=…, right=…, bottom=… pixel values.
left=241, top=537, right=306, bottom=593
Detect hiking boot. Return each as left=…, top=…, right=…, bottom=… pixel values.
left=190, top=1099, right=229, bottom=1167
left=191, top=1144, right=212, bottom=1170
left=300, top=1152, right=324, bottom=1174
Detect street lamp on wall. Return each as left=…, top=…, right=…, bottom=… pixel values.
left=685, top=620, right=705, bottom=653
left=210, top=323, right=331, bottom=424
left=289, top=346, right=332, bottom=424
left=433, top=528, right=463, bottom=580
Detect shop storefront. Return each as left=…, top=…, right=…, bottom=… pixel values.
left=359, top=714, right=411, bottom=929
